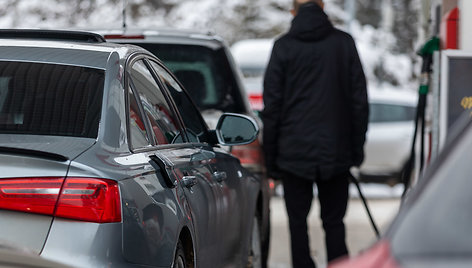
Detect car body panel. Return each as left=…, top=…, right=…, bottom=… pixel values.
left=157, top=146, right=223, bottom=267
left=360, top=89, right=418, bottom=182
left=362, top=121, right=414, bottom=175
left=41, top=221, right=126, bottom=268
left=99, top=28, right=225, bottom=50
left=0, top=211, right=53, bottom=255
left=329, top=240, right=400, bottom=268
left=0, top=246, right=73, bottom=268
left=0, top=153, right=71, bottom=253
left=0, top=136, right=95, bottom=160
left=0, top=152, right=70, bottom=178
left=208, top=147, right=259, bottom=266
left=399, top=259, right=472, bottom=268
left=120, top=175, right=181, bottom=267
left=0, top=41, right=116, bottom=69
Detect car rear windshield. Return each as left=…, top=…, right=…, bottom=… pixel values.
left=369, top=103, right=416, bottom=123
left=0, top=61, right=104, bottom=138
left=134, top=43, right=246, bottom=113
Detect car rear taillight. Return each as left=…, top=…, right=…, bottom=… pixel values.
left=0, top=177, right=121, bottom=223
left=248, top=94, right=264, bottom=111
left=55, top=178, right=121, bottom=223
left=231, top=139, right=263, bottom=165
left=0, top=177, right=63, bottom=215
left=104, top=34, right=145, bottom=39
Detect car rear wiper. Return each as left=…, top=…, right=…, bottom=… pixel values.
left=0, top=146, right=68, bottom=162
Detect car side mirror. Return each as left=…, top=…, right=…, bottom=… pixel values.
left=214, top=113, right=259, bottom=146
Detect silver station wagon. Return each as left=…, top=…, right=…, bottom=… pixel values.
left=0, top=30, right=264, bottom=268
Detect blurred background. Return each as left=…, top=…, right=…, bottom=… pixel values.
left=0, top=0, right=421, bottom=92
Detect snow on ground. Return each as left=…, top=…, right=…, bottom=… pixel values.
left=349, top=183, right=404, bottom=199
left=275, top=182, right=404, bottom=199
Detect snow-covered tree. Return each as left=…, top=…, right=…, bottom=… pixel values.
left=0, top=0, right=420, bottom=90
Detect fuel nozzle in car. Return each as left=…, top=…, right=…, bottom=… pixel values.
left=418, top=37, right=440, bottom=95
left=402, top=37, right=440, bottom=196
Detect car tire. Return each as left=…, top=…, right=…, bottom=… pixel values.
left=173, top=240, right=187, bottom=268
left=261, top=213, right=270, bottom=268
left=247, top=215, right=262, bottom=268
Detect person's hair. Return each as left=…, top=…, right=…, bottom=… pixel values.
left=292, top=0, right=323, bottom=13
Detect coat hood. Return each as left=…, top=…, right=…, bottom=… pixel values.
left=288, top=2, right=334, bottom=41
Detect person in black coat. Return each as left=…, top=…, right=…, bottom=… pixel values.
left=262, top=0, right=369, bottom=267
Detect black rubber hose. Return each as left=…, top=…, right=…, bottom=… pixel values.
left=349, top=174, right=380, bottom=239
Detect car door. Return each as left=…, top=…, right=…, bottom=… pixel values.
left=209, top=148, right=253, bottom=264
left=207, top=119, right=260, bottom=265
left=147, top=60, right=250, bottom=266
left=120, top=60, right=180, bottom=267
left=128, top=57, right=226, bottom=267
left=147, top=59, right=240, bottom=264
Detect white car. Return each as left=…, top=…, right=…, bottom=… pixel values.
left=231, top=39, right=274, bottom=112
left=360, top=89, right=418, bottom=184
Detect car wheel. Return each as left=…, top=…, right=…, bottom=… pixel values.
left=247, top=215, right=262, bottom=268
left=261, top=213, right=270, bottom=268
left=173, top=240, right=187, bottom=268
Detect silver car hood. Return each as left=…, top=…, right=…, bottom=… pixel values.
left=0, top=135, right=96, bottom=160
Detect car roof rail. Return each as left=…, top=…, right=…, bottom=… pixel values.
left=0, top=29, right=106, bottom=43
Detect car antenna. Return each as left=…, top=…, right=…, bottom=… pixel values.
left=122, top=0, right=128, bottom=30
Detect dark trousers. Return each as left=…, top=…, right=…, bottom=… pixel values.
left=282, top=171, right=349, bottom=268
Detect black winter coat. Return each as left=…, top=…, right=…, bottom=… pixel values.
left=262, top=2, right=369, bottom=181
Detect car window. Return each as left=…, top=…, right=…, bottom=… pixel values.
left=128, top=85, right=151, bottom=149
left=369, top=103, right=416, bottom=123
left=148, top=60, right=208, bottom=143
left=391, top=128, right=472, bottom=258
left=129, top=60, right=181, bottom=145
left=240, top=65, right=266, bottom=78
left=135, top=43, right=246, bottom=114
left=0, top=61, right=103, bottom=138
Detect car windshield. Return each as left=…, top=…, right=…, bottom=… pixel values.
left=134, top=43, right=246, bottom=113
left=0, top=61, right=104, bottom=138
left=390, top=124, right=472, bottom=259
left=369, top=103, right=416, bottom=123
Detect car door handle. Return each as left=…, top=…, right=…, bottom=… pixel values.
left=213, top=171, right=227, bottom=182
left=182, top=176, right=198, bottom=188
left=149, top=155, right=176, bottom=188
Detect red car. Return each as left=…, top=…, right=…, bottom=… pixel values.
left=331, top=115, right=472, bottom=268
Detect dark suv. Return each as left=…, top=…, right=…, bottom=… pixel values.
left=99, top=28, right=271, bottom=267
